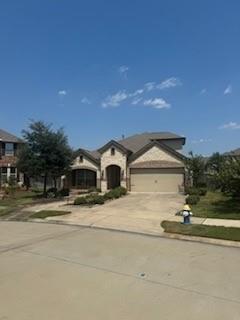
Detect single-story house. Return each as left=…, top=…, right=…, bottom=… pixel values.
left=68, top=132, right=187, bottom=193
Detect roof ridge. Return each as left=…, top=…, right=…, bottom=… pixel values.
left=0, top=128, right=23, bottom=143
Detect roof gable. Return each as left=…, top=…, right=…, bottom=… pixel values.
left=0, top=129, right=23, bottom=143
left=128, top=140, right=186, bottom=163
left=98, top=140, right=131, bottom=155
left=74, top=148, right=100, bottom=165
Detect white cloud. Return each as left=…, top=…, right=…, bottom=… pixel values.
left=143, top=98, right=170, bottom=109
left=219, top=122, right=240, bottom=130
left=118, top=65, right=129, bottom=78
left=58, top=90, right=67, bottom=96
left=101, top=76, right=181, bottom=108
left=224, top=84, right=232, bottom=95
left=102, top=91, right=128, bottom=108
left=157, top=77, right=181, bottom=90
left=130, top=89, right=144, bottom=97
left=81, top=97, right=91, bottom=104
left=144, top=82, right=156, bottom=91
left=131, top=97, right=142, bottom=105
left=191, top=138, right=212, bottom=144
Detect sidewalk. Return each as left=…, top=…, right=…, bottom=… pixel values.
left=23, top=194, right=240, bottom=238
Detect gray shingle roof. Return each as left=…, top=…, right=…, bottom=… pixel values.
left=0, top=129, right=23, bottom=143
left=224, top=148, right=240, bottom=156
left=118, top=132, right=185, bottom=153
left=79, top=132, right=185, bottom=160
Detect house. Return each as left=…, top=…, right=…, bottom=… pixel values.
left=69, top=132, right=186, bottom=193
left=224, top=148, right=240, bottom=158
left=0, top=129, right=24, bottom=187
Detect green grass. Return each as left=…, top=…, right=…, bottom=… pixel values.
left=30, top=210, right=71, bottom=219
left=190, top=191, right=240, bottom=220
left=161, top=220, right=240, bottom=242
left=0, top=191, right=39, bottom=216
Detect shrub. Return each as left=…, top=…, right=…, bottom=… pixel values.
left=116, top=186, right=127, bottom=196
left=198, top=187, right=207, bottom=196
left=74, top=197, right=87, bottom=205
left=185, top=187, right=199, bottom=195
left=103, top=190, right=116, bottom=200
left=104, top=186, right=127, bottom=200
left=58, top=188, right=70, bottom=197
left=86, top=194, right=105, bottom=205
left=185, top=186, right=207, bottom=197
left=74, top=187, right=127, bottom=205
left=186, top=195, right=200, bottom=205
left=46, top=187, right=58, bottom=198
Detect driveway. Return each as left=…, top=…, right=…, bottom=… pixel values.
left=25, top=193, right=204, bottom=235
left=0, top=222, right=240, bottom=319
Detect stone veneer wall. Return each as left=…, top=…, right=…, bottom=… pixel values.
left=131, top=146, right=182, bottom=164
left=100, top=147, right=127, bottom=191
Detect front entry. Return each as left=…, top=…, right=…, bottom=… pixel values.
left=106, top=165, right=121, bottom=189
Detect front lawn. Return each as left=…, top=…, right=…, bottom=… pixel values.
left=0, top=190, right=63, bottom=218
left=190, top=191, right=240, bottom=220
left=161, top=220, right=240, bottom=242
left=30, top=210, right=71, bottom=219
left=0, top=190, right=39, bottom=216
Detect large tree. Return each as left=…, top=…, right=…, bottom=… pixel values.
left=206, top=152, right=226, bottom=190
left=17, top=121, right=73, bottom=195
left=219, top=156, right=240, bottom=197
left=185, top=151, right=206, bottom=187
left=206, top=152, right=225, bottom=175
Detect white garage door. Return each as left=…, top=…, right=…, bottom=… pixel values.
left=130, top=168, right=184, bottom=192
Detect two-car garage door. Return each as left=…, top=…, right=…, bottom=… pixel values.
left=130, top=168, right=184, bottom=193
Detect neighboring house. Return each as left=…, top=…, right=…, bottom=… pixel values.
left=0, top=129, right=24, bottom=187
left=224, top=148, right=240, bottom=158
left=69, top=132, right=186, bottom=193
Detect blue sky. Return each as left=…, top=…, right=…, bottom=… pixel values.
left=0, top=0, right=240, bottom=155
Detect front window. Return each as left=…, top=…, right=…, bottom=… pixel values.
left=5, top=143, right=14, bottom=156
left=111, top=147, right=115, bottom=156
left=0, top=167, right=8, bottom=184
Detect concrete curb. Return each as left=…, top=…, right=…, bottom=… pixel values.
left=162, top=232, right=240, bottom=249
left=27, top=218, right=240, bottom=249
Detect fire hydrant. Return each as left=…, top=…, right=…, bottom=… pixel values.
left=182, top=204, right=193, bottom=224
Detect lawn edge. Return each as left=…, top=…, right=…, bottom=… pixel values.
left=162, top=232, right=240, bottom=248
left=26, top=218, right=240, bottom=249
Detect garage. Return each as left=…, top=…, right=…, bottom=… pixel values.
left=130, top=168, right=184, bottom=192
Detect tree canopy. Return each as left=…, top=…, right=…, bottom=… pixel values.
left=17, top=121, right=73, bottom=194
left=185, top=151, right=206, bottom=187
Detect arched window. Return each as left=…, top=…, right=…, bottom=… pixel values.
left=111, top=147, right=115, bottom=156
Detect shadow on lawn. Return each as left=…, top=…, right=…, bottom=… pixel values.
left=211, top=198, right=240, bottom=215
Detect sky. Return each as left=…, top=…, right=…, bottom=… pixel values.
left=0, top=0, right=240, bottom=155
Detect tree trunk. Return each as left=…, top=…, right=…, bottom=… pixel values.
left=53, top=177, right=57, bottom=189
left=43, top=173, right=48, bottom=196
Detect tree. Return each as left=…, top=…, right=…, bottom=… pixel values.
left=206, top=152, right=226, bottom=190
left=219, top=157, right=240, bottom=197
left=206, top=152, right=225, bottom=174
left=17, top=121, right=73, bottom=195
left=185, top=151, right=206, bottom=187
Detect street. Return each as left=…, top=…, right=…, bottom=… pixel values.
left=0, top=221, right=239, bottom=319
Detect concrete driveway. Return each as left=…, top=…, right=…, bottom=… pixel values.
left=25, top=193, right=201, bottom=235
left=0, top=221, right=240, bottom=320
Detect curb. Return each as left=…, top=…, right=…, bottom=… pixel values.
left=162, top=232, right=240, bottom=249
left=27, top=218, right=240, bottom=249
